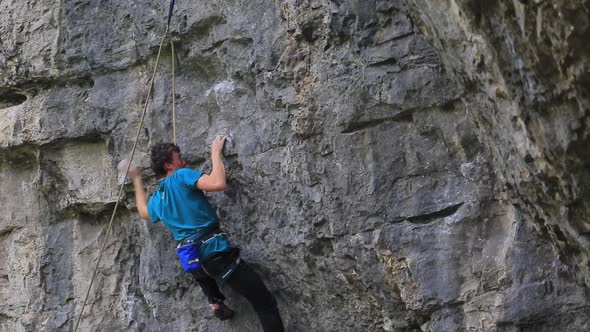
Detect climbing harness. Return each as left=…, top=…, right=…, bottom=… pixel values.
left=202, top=247, right=241, bottom=283
left=176, top=228, right=223, bottom=273
left=74, top=1, right=178, bottom=330
left=176, top=227, right=240, bottom=281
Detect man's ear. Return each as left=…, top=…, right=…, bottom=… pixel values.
left=164, top=162, right=173, bottom=171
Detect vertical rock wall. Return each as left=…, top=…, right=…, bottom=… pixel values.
left=0, top=0, right=589, bottom=331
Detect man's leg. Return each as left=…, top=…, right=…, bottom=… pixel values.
left=225, top=261, right=285, bottom=332
left=203, top=253, right=284, bottom=331
left=190, top=268, right=235, bottom=320
left=191, top=268, right=225, bottom=303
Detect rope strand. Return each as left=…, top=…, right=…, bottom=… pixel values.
left=171, top=39, right=177, bottom=145
left=74, top=25, right=170, bottom=332
left=75, top=0, right=178, bottom=327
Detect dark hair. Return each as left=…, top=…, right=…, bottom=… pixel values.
left=150, top=143, right=180, bottom=178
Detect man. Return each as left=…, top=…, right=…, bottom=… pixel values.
left=128, top=136, right=284, bottom=332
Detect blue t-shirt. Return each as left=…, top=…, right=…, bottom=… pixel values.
left=147, top=168, right=219, bottom=241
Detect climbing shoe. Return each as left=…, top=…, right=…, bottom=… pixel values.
left=212, top=303, right=235, bottom=321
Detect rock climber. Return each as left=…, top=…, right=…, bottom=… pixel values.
left=127, top=136, right=284, bottom=331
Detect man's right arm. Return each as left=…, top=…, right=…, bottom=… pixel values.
left=129, top=166, right=151, bottom=221
left=197, top=135, right=226, bottom=192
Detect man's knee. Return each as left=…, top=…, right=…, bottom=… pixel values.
left=190, top=267, right=210, bottom=281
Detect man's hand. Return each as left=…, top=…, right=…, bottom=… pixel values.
left=211, top=135, right=226, bottom=156
left=128, top=164, right=142, bottom=178
left=118, top=159, right=141, bottom=179
left=197, top=135, right=227, bottom=192
left=118, top=159, right=150, bottom=221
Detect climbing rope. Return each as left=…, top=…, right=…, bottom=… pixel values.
left=170, top=0, right=178, bottom=144
left=171, top=40, right=177, bottom=145
left=74, top=1, right=177, bottom=330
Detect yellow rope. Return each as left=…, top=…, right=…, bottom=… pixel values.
left=74, top=25, right=170, bottom=332
left=171, top=39, right=177, bottom=145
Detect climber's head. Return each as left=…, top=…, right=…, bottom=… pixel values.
left=150, top=143, right=186, bottom=178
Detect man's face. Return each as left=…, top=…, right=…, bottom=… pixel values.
left=166, top=151, right=186, bottom=173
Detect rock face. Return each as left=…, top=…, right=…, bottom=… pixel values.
left=1, top=0, right=589, bottom=331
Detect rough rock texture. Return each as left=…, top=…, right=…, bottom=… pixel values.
left=1, top=0, right=589, bottom=331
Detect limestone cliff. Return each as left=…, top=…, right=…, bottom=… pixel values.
left=0, top=0, right=589, bottom=331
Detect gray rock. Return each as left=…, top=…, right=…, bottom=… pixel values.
left=1, top=0, right=589, bottom=331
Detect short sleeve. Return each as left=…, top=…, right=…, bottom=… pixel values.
left=147, top=197, right=160, bottom=223
left=176, top=168, right=204, bottom=190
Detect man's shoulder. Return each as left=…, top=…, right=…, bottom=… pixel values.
left=147, top=188, right=160, bottom=202
left=175, top=168, right=201, bottom=176
left=173, top=168, right=204, bottom=182
left=170, top=168, right=204, bottom=190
